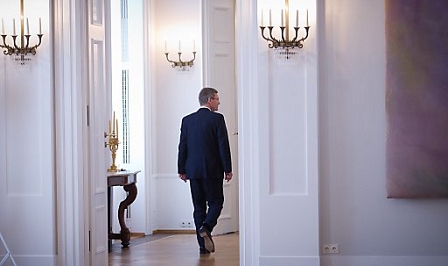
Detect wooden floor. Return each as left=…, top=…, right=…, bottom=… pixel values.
left=108, top=233, right=239, bottom=266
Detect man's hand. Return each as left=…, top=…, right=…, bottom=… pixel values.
left=225, top=172, right=233, bottom=182
left=179, top=173, right=187, bottom=182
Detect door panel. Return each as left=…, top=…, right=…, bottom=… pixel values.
left=203, top=0, right=238, bottom=235
left=89, top=40, right=108, bottom=264
left=87, top=0, right=110, bottom=265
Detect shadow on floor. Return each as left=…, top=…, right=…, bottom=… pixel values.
left=109, top=234, right=173, bottom=252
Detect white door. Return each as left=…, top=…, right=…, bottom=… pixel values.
left=86, top=0, right=111, bottom=265
left=202, top=0, right=239, bottom=235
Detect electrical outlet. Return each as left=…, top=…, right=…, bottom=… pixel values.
left=180, top=219, right=194, bottom=228
left=186, top=220, right=194, bottom=227
left=180, top=219, right=188, bottom=227
left=322, top=244, right=339, bottom=254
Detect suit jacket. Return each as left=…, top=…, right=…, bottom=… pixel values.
left=178, top=107, right=232, bottom=179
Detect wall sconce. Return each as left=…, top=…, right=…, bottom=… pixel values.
left=164, top=40, right=196, bottom=71
left=259, top=0, right=310, bottom=60
left=0, top=0, right=43, bottom=65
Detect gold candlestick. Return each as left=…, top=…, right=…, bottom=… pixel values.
left=105, top=117, right=120, bottom=172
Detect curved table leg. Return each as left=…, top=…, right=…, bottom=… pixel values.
left=117, top=183, right=138, bottom=247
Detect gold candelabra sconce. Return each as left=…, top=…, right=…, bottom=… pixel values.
left=0, top=0, right=44, bottom=65
left=259, top=0, right=310, bottom=60
left=164, top=40, right=196, bottom=71
left=105, top=112, right=120, bottom=172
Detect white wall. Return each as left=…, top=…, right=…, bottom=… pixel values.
left=319, top=1, right=448, bottom=265
left=0, top=1, right=54, bottom=265
left=149, top=0, right=202, bottom=230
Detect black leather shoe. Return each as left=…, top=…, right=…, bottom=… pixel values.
left=200, top=248, right=211, bottom=255
left=199, top=226, right=215, bottom=253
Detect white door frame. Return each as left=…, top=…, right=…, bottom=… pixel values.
left=142, top=0, right=156, bottom=235
left=53, top=0, right=89, bottom=265
left=54, top=0, right=111, bottom=264
left=53, top=0, right=260, bottom=265
left=235, top=0, right=260, bottom=265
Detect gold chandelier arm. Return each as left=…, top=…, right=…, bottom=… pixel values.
left=291, top=27, right=300, bottom=42
left=178, top=52, right=196, bottom=67
left=165, top=51, right=196, bottom=68
left=280, top=26, right=287, bottom=42
left=177, top=52, right=183, bottom=63
left=260, top=26, right=279, bottom=48
left=12, top=36, right=20, bottom=50
left=1, top=35, right=9, bottom=50
left=29, top=34, right=44, bottom=51
left=186, top=51, right=196, bottom=65
left=165, top=52, right=175, bottom=64
left=295, top=26, right=310, bottom=46
left=165, top=52, right=178, bottom=68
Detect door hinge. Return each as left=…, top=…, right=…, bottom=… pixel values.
left=88, top=230, right=91, bottom=252
left=86, top=105, right=90, bottom=126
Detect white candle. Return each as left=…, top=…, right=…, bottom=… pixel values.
left=115, top=118, right=118, bottom=138
left=306, top=9, right=309, bottom=26
left=193, top=40, right=196, bottom=52
left=178, top=40, right=181, bottom=52
left=113, top=111, right=116, bottom=133
left=296, top=10, right=299, bottom=27
left=39, top=17, right=42, bottom=34
left=164, top=40, right=167, bottom=53
left=2, top=19, right=4, bottom=35
left=261, top=9, right=264, bottom=26
left=281, top=9, right=284, bottom=26
left=269, top=9, right=272, bottom=26
left=13, top=19, right=16, bottom=35
left=26, top=18, right=29, bottom=35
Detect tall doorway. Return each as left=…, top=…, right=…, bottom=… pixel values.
left=202, top=0, right=239, bottom=236
left=108, top=0, right=238, bottom=250
left=109, top=0, right=147, bottom=237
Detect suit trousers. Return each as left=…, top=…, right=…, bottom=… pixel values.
left=189, top=178, right=224, bottom=249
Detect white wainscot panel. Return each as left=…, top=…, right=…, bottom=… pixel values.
left=269, top=62, right=308, bottom=195
left=6, top=82, right=43, bottom=196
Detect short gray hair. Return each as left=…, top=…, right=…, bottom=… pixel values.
left=198, top=87, right=218, bottom=105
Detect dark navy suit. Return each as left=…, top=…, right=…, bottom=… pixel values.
left=177, top=107, right=232, bottom=249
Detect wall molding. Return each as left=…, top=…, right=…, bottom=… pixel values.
left=143, top=0, right=156, bottom=236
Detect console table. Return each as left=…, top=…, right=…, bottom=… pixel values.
left=107, top=170, right=140, bottom=249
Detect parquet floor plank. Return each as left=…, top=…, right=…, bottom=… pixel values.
left=108, top=233, right=239, bottom=266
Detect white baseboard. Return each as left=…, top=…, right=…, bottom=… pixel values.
left=13, top=255, right=56, bottom=266
left=260, top=256, right=320, bottom=266
left=320, top=256, right=448, bottom=266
